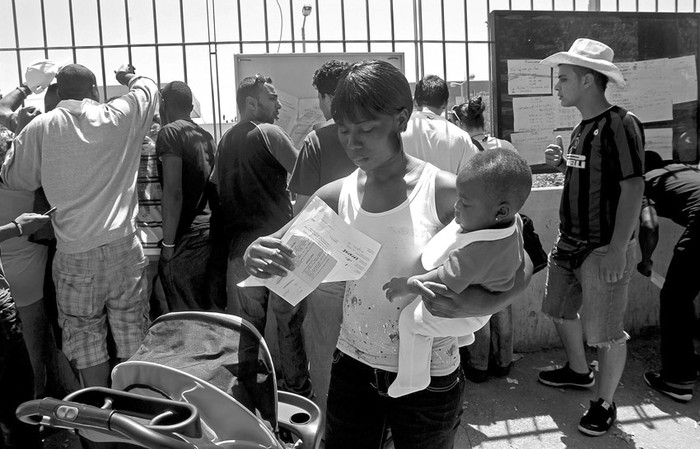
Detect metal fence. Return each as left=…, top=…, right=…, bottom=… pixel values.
left=1, top=0, right=697, bottom=140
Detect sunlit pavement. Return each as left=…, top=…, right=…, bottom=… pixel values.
left=454, top=330, right=700, bottom=449
left=45, top=329, right=699, bottom=449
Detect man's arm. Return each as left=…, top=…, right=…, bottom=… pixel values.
left=637, top=203, right=658, bottom=277
left=0, top=213, right=50, bottom=243
left=0, top=84, right=31, bottom=131
left=599, top=177, right=644, bottom=282
left=159, top=155, right=183, bottom=261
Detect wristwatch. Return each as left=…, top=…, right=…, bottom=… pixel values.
left=16, top=84, right=32, bottom=97
left=11, top=220, right=23, bottom=237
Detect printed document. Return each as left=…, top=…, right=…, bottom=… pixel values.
left=239, top=196, right=381, bottom=305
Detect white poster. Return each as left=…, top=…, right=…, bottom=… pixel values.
left=507, top=60, right=552, bottom=95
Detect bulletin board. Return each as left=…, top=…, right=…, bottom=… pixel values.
left=489, top=11, right=700, bottom=170
left=234, top=52, right=404, bottom=148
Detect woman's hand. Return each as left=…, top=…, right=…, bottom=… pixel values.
left=243, top=236, right=296, bottom=279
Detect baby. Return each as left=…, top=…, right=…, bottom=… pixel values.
left=383, top=148, right=532, bottom=397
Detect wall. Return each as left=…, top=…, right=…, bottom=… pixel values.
left=515, top=187, right=685, bottom=352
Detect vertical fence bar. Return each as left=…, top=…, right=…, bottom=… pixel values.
left=96, top=0, right=108, bottom=101
left=40, top=0, right=49, bottom=59
left=418, top=0, right=425, bottom=81
left=412, top=0, right=421, bottom=82
left=288, top=0, right=296, bottom=52
left=263, top=0, right=270, bottom=54
left=205, top=0, right=218, bottom=140
left=151, top=0, right=161, bottom=87
left=124, top=0, right=133, bottom=64
left=11, top=0, right=22, bottom=88
left=212, top=0, right=222, bottom=137
left=341, top=0, right=347, bottom=52
left=465, top=0, right=472, bottom=98
left=68, top=0, right=77, bottom=62
left=440, top=0, right=447, bottom=82
left=237, top=0, right=244, bottom=53
left=365, top=0, right=371, bottom=52
left=314, top=0, right=321, bottom=52
left=390, top=0, right=396, bottom=52
left=179, top=0, right=188, bottom=84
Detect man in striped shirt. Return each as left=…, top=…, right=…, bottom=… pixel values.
left=538, top=39, right=645, bottom=437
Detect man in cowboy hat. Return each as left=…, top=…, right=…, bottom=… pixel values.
left=537, top=38, right=645, bottom=436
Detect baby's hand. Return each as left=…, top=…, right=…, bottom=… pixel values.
left=408, top=278, right=436, bottom=298
left=382, top=277, right=410, bottom=302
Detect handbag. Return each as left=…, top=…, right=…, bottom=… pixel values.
left=520, top=213, right=548, bottom=274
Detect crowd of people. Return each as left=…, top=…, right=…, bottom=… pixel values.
left=0, top=36, right=697, bottom=449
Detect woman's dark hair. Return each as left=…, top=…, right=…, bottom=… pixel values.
left=453, top=96, right=486, bottom=129
left=331, top=60, right=413, bottom=125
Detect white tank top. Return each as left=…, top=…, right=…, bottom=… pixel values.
left=336, top=162, right=460, bottom=375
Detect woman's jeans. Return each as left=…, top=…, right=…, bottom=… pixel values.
left=324, top=349, right=464, bottom=449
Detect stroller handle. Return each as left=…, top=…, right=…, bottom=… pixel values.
left=16, top=396, right=200, bottom=449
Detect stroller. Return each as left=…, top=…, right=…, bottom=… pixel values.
left=16, top=311, right=323, bottom=449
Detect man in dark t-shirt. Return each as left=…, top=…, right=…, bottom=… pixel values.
left=217, top=75, right=311, bottom=397
left=637, top=151, right=699, bottom=403
left=156, top=81, right=217, bottom=311
left=287, top=60, right=353, bottom=410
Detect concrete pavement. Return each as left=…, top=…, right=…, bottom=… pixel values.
left=450, top=330, right=700, bottom=449
left=44, top=329, right=699, bottom=449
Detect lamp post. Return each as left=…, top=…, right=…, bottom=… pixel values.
left=301, top=4, right=312, bottom=53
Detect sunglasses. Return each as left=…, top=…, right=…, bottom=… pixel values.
left=254, top=74, right=272, bottom=85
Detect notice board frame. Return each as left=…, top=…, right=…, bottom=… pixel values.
left=489, top=10, right=700, bottom=171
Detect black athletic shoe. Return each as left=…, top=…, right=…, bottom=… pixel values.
left=538, top=363, right=595, bottom=388
left=643, top=371, right=693, bottom=403
left=578, top=398, right=616, bottom=436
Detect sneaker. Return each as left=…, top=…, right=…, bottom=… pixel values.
left=578, top=398, right=616, bottom=436
left=643, top=371, right=693, bottom=403
left=538, top=363, right=595, bottom=388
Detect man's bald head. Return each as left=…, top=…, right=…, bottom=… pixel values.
left=56, top=64, right=98, bottom=101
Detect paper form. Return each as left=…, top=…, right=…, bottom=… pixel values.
left=512, top=96, right=556, bottom=131
left=507, top=60, right=552, bottom=95
left=554, top=99, right=581, bottom=130
left=510, top=130, right=572, bottom=165
left=239, top=196, right=381, bottom=304
left=669, top=55, right=697, bottom=104
left=608, top=59, right=673, bottom=124
left=644, top=128, right=674, bottom=160
left=247, top=232, right=337, bottom=306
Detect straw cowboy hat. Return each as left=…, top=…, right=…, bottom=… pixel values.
left=540, top=38, right=626, bottom=88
